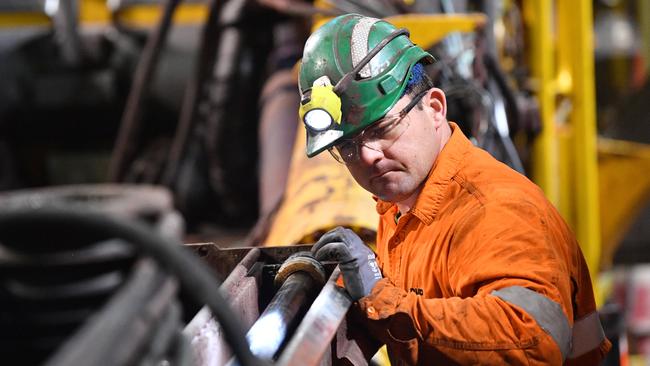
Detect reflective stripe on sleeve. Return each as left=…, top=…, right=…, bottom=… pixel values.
left=568, top=311, right=606, bottom=359
left=492, top=286, right=571, bottom=360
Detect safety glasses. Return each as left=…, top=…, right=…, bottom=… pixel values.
left=328, top=90, right=427, bottom=164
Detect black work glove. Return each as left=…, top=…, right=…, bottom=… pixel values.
left=312, top=227, right=382, bottom=300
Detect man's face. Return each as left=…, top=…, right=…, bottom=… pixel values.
left=343, top=89, right=447, bottom=203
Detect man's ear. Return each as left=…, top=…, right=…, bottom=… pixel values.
left=427, top=88, right=447, bottom=127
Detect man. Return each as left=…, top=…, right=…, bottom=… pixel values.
left=298, top=14, right=611, bottom=365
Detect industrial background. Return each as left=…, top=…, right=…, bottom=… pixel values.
left=0, top=0, right=648, bottom=365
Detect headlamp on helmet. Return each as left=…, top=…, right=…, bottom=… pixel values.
left=299, top=76, right=342, bottom=132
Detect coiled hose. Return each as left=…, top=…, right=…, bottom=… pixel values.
left=0, top=207, right=264, bottom=366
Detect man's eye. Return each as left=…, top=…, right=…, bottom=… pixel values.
left=367, top=128, right=384, bottom=139
left=370, top=120, right=396, bottom=138
left=339, top=142, right=355, bottom=155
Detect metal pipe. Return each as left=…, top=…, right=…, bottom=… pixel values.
left=277, top=267, right=352, bottom=366
left=50, top=0, right=83, bottom=66
left=229, top=252, right=326, bottom=365
left=246, top=272, right=316, bottom=360
left=162, top=0, right=223, bottom=187
left=257, top=70, right=299, bottom=217
left=109, top=0, right=182, bottom=182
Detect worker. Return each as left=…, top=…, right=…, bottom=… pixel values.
left=299, top=14, right=611, bottom=365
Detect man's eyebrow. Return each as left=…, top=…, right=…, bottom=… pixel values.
left=372, top=114, right=399, bottom=127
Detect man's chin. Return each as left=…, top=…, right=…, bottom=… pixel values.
left=374, top=187, right=407, bottom=203
left=372, top=180, right=420, bottom=203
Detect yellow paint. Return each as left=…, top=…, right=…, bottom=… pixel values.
left=111, top=4, right=208, bottom=27
left=0, top=13, right=50, bottom=28
left=598, top=138, right=650, bottom=269
left=79, top=0, right=110, bottom=24
left=555, top=70, right=573, bottom=96
left=385, top=14, right=487, bottom=50
left=560, top=0, right=601, bottom=277
left=557, top=125, right=573, bottom=225
left=312, top=13, right=486, bottom=51
left=526, top=0, right=560, bottom=206
left=263, top=124, right=378, bottom=246
left=0, top=1, right=207, bottom=28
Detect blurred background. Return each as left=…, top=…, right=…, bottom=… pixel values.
left=0, top=0, right=648, bottom=365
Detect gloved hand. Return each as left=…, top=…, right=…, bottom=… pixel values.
left=312, top=226, right=382, bottom=300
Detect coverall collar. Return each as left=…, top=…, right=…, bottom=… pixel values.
left=375, top=122, right=471, bottom=224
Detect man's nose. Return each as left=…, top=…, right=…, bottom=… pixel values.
left=358, top=143, right=384, bottom=165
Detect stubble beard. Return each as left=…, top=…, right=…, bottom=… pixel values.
left=372, top=172, right=416, bottom=203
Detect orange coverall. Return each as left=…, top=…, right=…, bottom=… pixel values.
left=357, top=124, right=611, bottom=365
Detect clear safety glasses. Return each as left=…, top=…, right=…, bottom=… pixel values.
left=328, top=90, right=427, bottom=164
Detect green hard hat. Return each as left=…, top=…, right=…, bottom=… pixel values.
left=299, top=14, right=434, bottom=157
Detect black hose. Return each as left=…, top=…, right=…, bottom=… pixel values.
left=483, top=52, right=520, bottom=132
left=0, top=207, right=265, bottom=366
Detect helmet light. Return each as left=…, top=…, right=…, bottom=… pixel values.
left=298, top=81, right=342, bottom=133
left=303, top=108, right=334, bottom=131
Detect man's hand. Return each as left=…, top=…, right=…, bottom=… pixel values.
left=312, top=226, right=382, bottom=300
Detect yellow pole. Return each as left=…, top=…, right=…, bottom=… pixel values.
left=527, top=0, right=559, bottom=205
left=558, top=0, right=601, bottom=275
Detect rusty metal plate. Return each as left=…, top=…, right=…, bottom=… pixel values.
left=186, top=243, right=313, bottom=281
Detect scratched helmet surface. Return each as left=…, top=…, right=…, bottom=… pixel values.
left=299, top=13, right=434, bottom=157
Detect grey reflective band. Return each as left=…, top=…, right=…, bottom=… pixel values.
left=350, top=17, right=380, bottom=78
left=492, top=286, right=572, bottom=360
left=569, top=311, right=606, bottom=358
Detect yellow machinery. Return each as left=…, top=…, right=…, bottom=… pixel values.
left=598, top=139, right=650, bottom=268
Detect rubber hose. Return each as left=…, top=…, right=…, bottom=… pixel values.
left=0, top=207, right=266, bottom=366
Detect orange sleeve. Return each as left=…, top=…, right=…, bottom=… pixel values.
left=359, top=199, right=576, bottom=365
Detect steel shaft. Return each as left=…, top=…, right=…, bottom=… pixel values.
left=246, top=271, right=316, bottom=360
